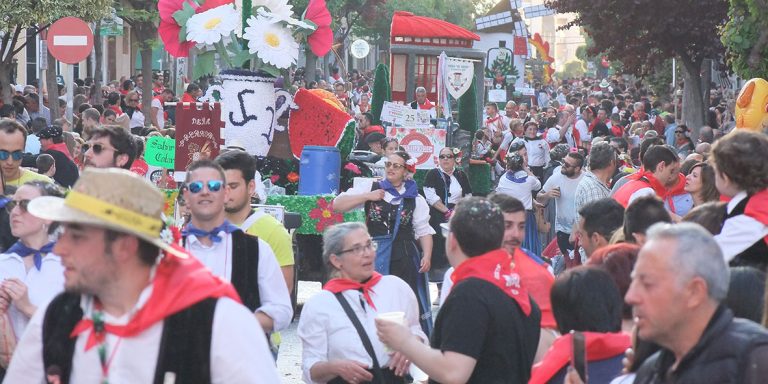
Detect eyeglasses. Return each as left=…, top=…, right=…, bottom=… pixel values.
left=384, top=161, right=405, bottom=170
left=439, top=154, right=454, bottom=160
left=187, top=180, right=223, bottom=194
left=82, top=142, right=117, bottom=155
left=5, top=199, right=30, bottom=214
left=338, top=240, right=377, bottom=256
left=0, top=150, right=23, bottom=161
left=562, top=162, right=577, bottom=169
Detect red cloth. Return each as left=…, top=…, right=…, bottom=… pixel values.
left=323, top=272, right=383, bottom=310
left=611, top=124, right=623, bottom=137
left=153, top=86, right=165, bottom=96
left=452, top=249, right=532, bottom=316
left=46, top=142, right=73, bottom=161
left=181, top=93, right=197, bottom=103
left=70, top=245, right=241, bottom=351
left=416, top=99, right=436, bottom=110
left=745, top=189, right=768, bottom=225
left=513, top=249, right=556, bottom=329
left=529, top=332, right=631, bottom=384
left=130, top=158, right=149, bottom=177
left=108, top=105, right=123, bottom=116
left=614, top=171, right=687, bottom=213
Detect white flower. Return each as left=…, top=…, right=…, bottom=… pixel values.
left=406, top=158, right=417, bottom=166
left=252, top=0, right=294, bottom=19
left=243, top=15, right=299, bottom=69
left=256, top=8, right=316, bottom=31
left=186, top=4, right=239, bottom=45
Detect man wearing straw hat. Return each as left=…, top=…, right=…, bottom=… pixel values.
left=4, top=168, right=280, bottom=383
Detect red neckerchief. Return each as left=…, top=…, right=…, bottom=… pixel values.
left=486, top=115, right=500, bottom=124
left=529, top=332, right=630, bottom=384
left=513, top=249, right=556, bottom=328
left=417, top=99, right=435, bottom=110
left=627, top=169, right=666, bottom=197
left=745, top=189, right=768, bottom=225
left=588, top=118, right=598, bottom=133
left=181, top=93, right=197, bottom=103
left=47, top=142, right=73, bottom=161
left=108, top=105, right=123, bottom=116
left=452, top=249, right=532, bottom=316
left=70, top=245, right=241, bottom=351
left=323, top=272, right=383, bottom=310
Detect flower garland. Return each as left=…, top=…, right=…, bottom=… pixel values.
left=256, top=155, right=300, bottom=195
left=308, top=198, right=343, bottom=232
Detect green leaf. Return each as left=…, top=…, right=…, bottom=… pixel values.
left=231, top=51, right=253, bottom=68
left=259, top=62, right=281, bottom=77
left=173, top=2, right=196, bottom=28
left=179, top=25, right=188, bottom=43
left=193, top=51, right=217, bottom=80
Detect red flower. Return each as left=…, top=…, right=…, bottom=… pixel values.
left=157, top=0, right=233, bottom=58
left=304, top=0, right=333, bottom=56
left=344, top=162, right=361, bottom=175
left=270, top=174, right=281, bottom=183
left=309, top=198, right=343, bottom=232
left=287, top=172, right=300, bottom=183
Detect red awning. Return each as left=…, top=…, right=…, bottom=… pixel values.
left=390, top=11, right=480, bottom=41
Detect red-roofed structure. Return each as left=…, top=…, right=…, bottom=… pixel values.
left=389, top=11, right=484, bottom=113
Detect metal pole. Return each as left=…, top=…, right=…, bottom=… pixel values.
left=66, top=64, right=74, bottom=122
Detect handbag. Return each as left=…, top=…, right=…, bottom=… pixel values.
left=372, top=203, right=404, bottom=275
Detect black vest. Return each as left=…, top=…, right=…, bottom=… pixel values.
left=725, top=196, right=768, bottom=271
left=42, top=293, right=217, bottom=384
left=364, top=182, right=416, bottom=243
left=634, top=306, right=768, bottom=384
left=182, top=229, right=261, bottom=311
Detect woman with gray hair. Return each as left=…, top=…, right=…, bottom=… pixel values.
left=298, top=222, right=426, bottom=384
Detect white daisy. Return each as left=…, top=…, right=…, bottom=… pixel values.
left=186, top=4, right=239, bottom=45
left=256, top=7, right=316, bottom=31
left=252, top=0, right=294, bottom=19
left=244, top=15, right=299, bottom=69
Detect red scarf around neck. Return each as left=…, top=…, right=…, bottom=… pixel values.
left=323, top=272, right=383, bottom=310
left=452, top=249, right=532, bottom=316
left=529, top=332, right=630, bottom=384
left=70, top=245, right=241, bottom=351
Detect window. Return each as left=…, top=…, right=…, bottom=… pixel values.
left=415, top=55, right=438, bottom=93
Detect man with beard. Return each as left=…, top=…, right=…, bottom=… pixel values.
left=0, top=119, right=52, bottom=188
left=82, top=125, right=136, bottom=169
left=537, top=152, right=585, bottom=257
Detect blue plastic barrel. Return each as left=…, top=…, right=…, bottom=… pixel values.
left=298, top=146, right=341, bottom=195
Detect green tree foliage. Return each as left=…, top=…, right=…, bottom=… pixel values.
left=721, top=0, right=768, bottom=79
left=557, top=61, right=585, bottom=79
left=0, top=0, right=111, bottom=103
left=371, top=63, right=391, bottom=125
left=458, top=76, right=477, bottom=134
left=117, top=0, right=159, bottom=126
left=547, top=0, right=728, bottom=130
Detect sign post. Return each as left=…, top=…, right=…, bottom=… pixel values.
left=46, top=17, right=94, bottom=123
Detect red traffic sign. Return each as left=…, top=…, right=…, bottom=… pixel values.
left=46, top=17, right=94, bottom=64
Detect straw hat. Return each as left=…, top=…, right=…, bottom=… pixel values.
left=28, top=167, right=183, bottom=256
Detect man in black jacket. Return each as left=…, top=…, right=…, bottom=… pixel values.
left=36, top=125, right=78, bottom=187
left=627, top=222, right=768, bottom=384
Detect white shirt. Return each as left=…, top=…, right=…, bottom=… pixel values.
left=423, top=170, right=464, bottom=206
left=129, top=109, right=145, bottom=129
left=151, top=97, right=165, bottom=129
left=524, top=138, right=551, bottom=167
left=336, top=184, right=436, bottom=238
left=0, top=251, right=64, bottom=339
left=575, top=119, right=591, bottom=142
left=495, top=171, right=542, bottom=210
left=715, top=191, right=768, bottom=262
left=185, top=231, right=293, bottom=331
left=545, top=127, right=561, bottom=144
left=541, top=168, right=584, bottom=233
left=298, top=275, right=426, bottom=383
left=5, top=286, right=280, bottom=383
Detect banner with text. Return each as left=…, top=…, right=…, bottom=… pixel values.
left=380, top=101, right=432, bottom=128
left=444, top=57, right=474, bottom=99
left=174, top=103, right=224, bottom=177
left=386, top=127, right=446, bottom=170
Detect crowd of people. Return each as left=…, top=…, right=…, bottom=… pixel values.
left=0, top=64, right=765, bottom=384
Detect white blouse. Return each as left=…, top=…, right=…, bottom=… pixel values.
left=495, top=171, right=542, bottom=210
left=0, top=251, right=64, bottom=339
left=298, top=275, right=427, bottom=384
left=337, top=183, right=436, bottom=238
left=423, top=170, right=465, bottom=206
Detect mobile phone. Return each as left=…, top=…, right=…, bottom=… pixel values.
left=571, top=330, right=587, bottom=381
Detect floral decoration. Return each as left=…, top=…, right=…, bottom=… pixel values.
left=257, top=155, right=300, bottom=195
left=158, top=0, right=331, bottom=78
left=309, top=197, right=343, bottom=232
left=286, top=172, right=300, bottom=183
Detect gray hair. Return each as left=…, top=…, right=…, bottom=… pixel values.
left=646, top=222, right=730, bottom=301
left=322, top=222, right=368, bottom=273
left=415, top=87, right=427, bottom=94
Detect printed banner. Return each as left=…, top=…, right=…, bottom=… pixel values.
left=145, top=136, right=175, bottom=168
left=174, top=102, right=224, bottom=174
left=386, top=127, right=446, bottom=170
left=380, top=101, right=431, bottom=128
left=444, top=57, right=474, bottom=99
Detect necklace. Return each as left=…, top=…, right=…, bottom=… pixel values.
left=92, top=310, right=123, bottom=384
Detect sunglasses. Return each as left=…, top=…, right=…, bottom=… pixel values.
left=439, top=154, right=454, bottom=160
left=0, top=150, right=23, bottom=161
left=187, top=180, right=223, bottom=194
left=5, top=199, right=30, bottom=214
left=384, top=162, right=405, bottom=170
left=82, top=143, right=116, bottom=155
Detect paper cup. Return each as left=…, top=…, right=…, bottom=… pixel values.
left=376, top=311, right=405, bottom=325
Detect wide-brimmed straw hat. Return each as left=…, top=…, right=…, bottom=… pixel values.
left=28, top=167, right=183, bottom=257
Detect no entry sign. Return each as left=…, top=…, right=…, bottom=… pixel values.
left=46, top=17, right=94, bottom=64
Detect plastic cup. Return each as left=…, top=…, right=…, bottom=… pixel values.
left=377, top=311, right=405, bottom=352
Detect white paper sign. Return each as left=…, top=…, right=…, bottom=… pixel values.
left=444, top=57, right=475, bottom=99
left=380, top=101, right=431, bottom=128
left=488, top=89, right=506, bottom=103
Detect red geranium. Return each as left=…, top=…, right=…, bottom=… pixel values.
left=309, top=198, right=343, bottom=232
left=287, top=172, right=300, bottom=183
left=157, top=0, right=234, bottom=58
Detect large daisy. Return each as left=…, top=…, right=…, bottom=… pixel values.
left=256, top=8, right=315, bottom=31
left=243, top=15, right=299, bottom=69
left=252, top=0, right=294, bottom=19
left=186, top=4, right=239, bottom=45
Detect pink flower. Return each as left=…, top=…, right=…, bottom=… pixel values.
left=303, top=0, right=333, bottom=56
left=270, top=174, right=281, bottom=183
left=309, top=198, right=343, bottom=232
left=344, top=162, right=361, bottom=175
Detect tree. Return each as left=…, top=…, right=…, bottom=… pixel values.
left=0, top=0, right=111, bottom=104
left=557, top=61, right=585, bottom=79
left=117, top=1, right=159, bottom=126
left=370, top=63, right=390, bottom=124
left=547, top=0, right=728, bottom=131
left=458, top=76, right=477, bottom=134
left=721, top=0, right=768, bottom=79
